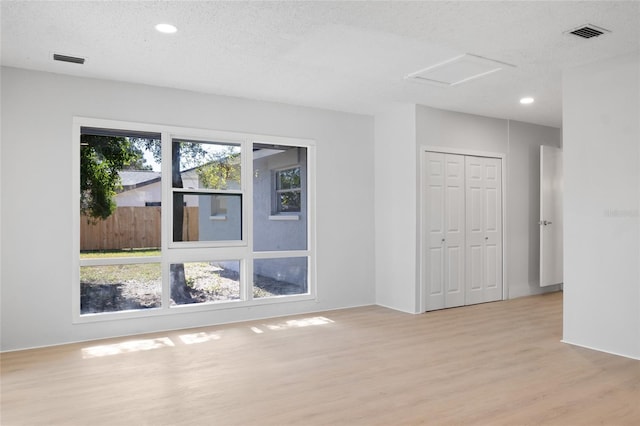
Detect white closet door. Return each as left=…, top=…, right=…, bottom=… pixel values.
left=465, top=156, right=502, bottom=305
left=423, top=152, right=465, bottom=310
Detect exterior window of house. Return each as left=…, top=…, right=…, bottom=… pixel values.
left=275, top=167, right=301, bottom=213
left=75, top=119, right=314, bottom=321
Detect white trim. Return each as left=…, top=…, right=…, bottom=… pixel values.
left=269, top=215, right=300, bottom=221
left=170, top=240, right=247, bottom=249
left=251, top=250, right=312, bottom=259
left=72, top=116, right=317, bottom=323
left=80, top=256, right=162, bottom=266
left=174, top=188, right=242, bottom=195
left=418, top=146, right=507, bottom=313
left=560, top=340, right=640, bottom=361
left=161, top=131, right=172, bottom=311
left=423, top=145, right=505, bottom=159
left=71, top=119, right=82, bottom=321
left=209, top=215, right=227, bottom=221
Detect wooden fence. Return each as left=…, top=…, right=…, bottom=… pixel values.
left=80, top=206, right=199, bottom=251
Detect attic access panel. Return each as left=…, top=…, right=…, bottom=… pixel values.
left=406, top=54, right=515, bottom=87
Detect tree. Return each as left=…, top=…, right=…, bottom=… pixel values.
left=80, top=135, right=142, bottom=221
left=195, top=146, right=241, bottom=190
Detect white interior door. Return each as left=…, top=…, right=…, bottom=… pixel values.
left=540, top=146, right=563, bottom=287
left=422, top=152, right=466, bottom=310
left=465, top=156, right=503, bottom=305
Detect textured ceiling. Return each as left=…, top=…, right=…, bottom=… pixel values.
left=2, top=1, right=639, bottom=128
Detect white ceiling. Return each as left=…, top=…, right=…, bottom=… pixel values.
left=2, top=1, right=639, bottom=128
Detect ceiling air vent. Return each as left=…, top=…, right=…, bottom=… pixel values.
left=53, top=53, right=85, bottom=64
left=565, top=24, right=610, bottom=39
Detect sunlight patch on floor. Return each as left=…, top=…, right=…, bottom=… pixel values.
left=80, top=316, right=336, bottom=357
left=263, top=316, right=334, bottom=331
left=178, top=331, right=222, bottom=345
left=82, top=337, right=174, bottom=359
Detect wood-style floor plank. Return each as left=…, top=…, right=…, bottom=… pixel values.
left=1, top=292, right=639, bottom=425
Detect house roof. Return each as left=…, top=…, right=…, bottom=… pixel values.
left=118, top=171, right=161, bottom=191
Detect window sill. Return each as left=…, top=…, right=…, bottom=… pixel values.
left=73, top=293, right=317, bottom=324
left=269, top=215, right=300, bottom=221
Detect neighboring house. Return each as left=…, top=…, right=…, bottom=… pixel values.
left=115, top=169, right=199, bottom=207
left=114, top=170, right=162, bottom=207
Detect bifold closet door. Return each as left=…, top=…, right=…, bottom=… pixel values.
left=465, top=156, right=503, bottom=305
left=423, top=152, right=465, bottom=310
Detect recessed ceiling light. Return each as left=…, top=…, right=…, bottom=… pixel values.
left=155, top=23, right=177, bottom=34
left=520, top=97, right=534, bottom=105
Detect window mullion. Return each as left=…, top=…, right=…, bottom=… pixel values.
left=243, top=139, right=253, bottom=300
left=161, top=132, right=172, bottom=310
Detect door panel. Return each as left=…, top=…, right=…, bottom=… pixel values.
left=423, top=152, right=466, bottom=310
left=469, top=245, right=483, bottom=291
left=486, top=244, right=498, bottom=288
left=483, top=157, right=503, bottom=302
left=485, top=188, right=499, bottom=232
left=443, top=155, right=465, bottom=307
left=447, top=246, right=462, bottom=293
left=429, top=248, right=444, bottom=295
left=465, top=156, right=502, bottom=305
left=424, top=152, right=446, bottom=309
left=469, top=187, right=483, bottom=232
left=540, top=146, right=563, bottom=287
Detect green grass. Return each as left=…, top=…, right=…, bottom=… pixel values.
left=80, top=263, right=161, bottom=284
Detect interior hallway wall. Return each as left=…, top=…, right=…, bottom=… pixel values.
left=563, top=52, right=640, bottom=359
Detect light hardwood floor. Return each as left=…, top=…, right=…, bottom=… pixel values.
left=1, top=292, right=639, bottom=425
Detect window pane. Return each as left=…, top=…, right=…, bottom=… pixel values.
left=277, top=190, right=301, bottom=212
left=170, top=261, right=240, bottom=306
left=253, top=145, right=307, bottom=251
left=253, top=257, right=308, bottom=298
left=172, top=193, right=242, bottom=242
left=276, top=167, right=300, bottom=190
left=80, top=129, right=161, bottom=257
left=81, top=263, right=161, bottom=314
left=172, top=140, right=241, bottom=190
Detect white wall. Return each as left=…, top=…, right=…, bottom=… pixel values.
left=507, top=121, right=563, bottom=298
left=374, top=104, right=418, bottom=313
left=0, top=67, right=375, bottom=351
left=375, top=105, right=561, bottom=312
left=563, top=52, right=640, bottom=359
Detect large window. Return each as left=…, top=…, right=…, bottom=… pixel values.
left=75, top=119, right=314, bottom=320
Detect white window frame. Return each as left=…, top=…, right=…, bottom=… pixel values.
left=72, top=117, right=316, bottom=323
left=167, top=134, right=246, bottom=249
